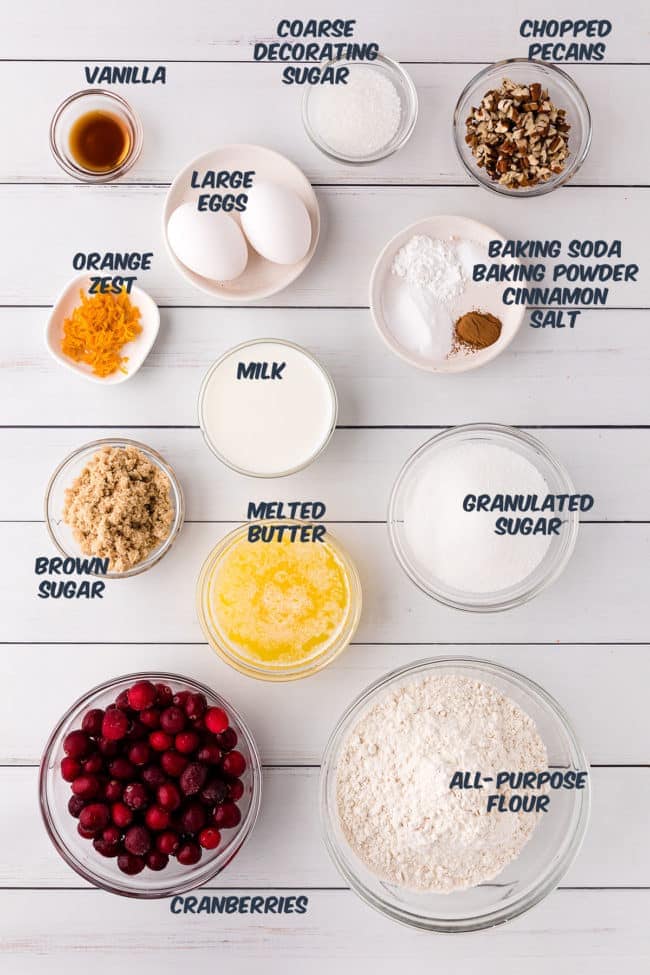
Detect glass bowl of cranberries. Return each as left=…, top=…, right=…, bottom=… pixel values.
left=39, top=672, right=262, bottom=897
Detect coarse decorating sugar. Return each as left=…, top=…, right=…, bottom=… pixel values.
left=308, top=64, right=402, bottom=157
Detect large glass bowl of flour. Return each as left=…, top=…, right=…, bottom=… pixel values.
left=388, top=424, right=579, bottom=611
left=320, top=657, right=591, bottom=932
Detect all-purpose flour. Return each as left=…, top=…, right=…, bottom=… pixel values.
left=336, top=674, right=548, bottom=892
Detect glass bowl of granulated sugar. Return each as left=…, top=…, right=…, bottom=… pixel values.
left=321, top=657, right=591, bottom=932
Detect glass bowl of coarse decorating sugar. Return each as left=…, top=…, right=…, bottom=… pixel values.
left=302, top=54, right=418, bottom=164
left=321, top=656, right=591, bottom=932
left=388, top=424, right=580, bottom=612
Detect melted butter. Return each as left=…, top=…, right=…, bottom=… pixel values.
left=210, top=533, right=350, bottom=666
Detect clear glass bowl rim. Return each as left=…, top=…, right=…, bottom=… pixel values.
left=387, top=423, right=580, bottom=612
left=39, top=671, right=263, bottom=898
left=49, top=88, right=144, bottom=182
left=320, top=654, right=591, bottom=932
left=452, top=57, right=593, bottom=197
left=44, top=436, right=186, bottom=579
left=196, top=519, right=363, bottom=681
left=302, top=52, right=419, bottom=164
left=197, top=338, right=339, bottom=478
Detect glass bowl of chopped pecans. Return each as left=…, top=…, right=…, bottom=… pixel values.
left=453, top=58, right=592, bottom=196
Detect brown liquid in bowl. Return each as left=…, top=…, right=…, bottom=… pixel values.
left=69, top=110, right=131, bottom=173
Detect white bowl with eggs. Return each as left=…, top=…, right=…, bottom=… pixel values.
left=163, top=145, right=320, bottom=302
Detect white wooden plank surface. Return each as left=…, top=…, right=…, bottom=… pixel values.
left=1, top=766, right=647, bottom=888
left=1, top=62, right=646, bottom=185
left=2, top=0, right=647, bottom=63
left=2, top=0, right=650, bottom=969
left=3, top=308, right=648, bottom=427
left=0, top=186, right=646, bottom=307
left=0, top=890, right=648, bottom=975
left=1, top=427, right=648, bottom=521
left=2, top=644, right=647, bottom=765
left=1, top=522, right=646, bottom=644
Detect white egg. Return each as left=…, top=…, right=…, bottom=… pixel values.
left=241, top=181, right=312, bottom=265
left=167, top=203, right=248, bottom=281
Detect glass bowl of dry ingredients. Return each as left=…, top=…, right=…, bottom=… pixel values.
left=197, top=521, right=362, bottom=681
left=45, top=438, right=185, bottom=579
left=453, top=59, right=592, bottom=196
left=321, top=657, right=591, bottom=932
left=40, top=672, right=262, bottom=898
left=388, top=424, right=579, bottom=612
left=50, top=90, right=143, bottom=182
left=303, top=54, right=418, bottom=164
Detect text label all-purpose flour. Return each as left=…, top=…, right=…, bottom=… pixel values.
left=336, top=674, right=548, bottom=892
left=199, top=341, right=336, bottom=477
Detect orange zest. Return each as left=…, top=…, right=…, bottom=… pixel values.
left=61, top=289, right=142, bottom=377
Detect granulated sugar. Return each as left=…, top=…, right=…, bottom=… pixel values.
left=336, top=674, right=548, bottom=892
left=404, top=441, right=552, bottom=593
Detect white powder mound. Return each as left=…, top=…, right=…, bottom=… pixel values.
left=336, top=674, right=548, bottom=893
left=309, top=65, right=402, bottom=157
left=391, top=235, right=465, bottom=303
left=404, top=441, right=553, bottom=593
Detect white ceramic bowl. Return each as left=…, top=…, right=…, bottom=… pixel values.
left=46, top=274, right=160, bottom=384
left=163, top=145, right=320, bottom=302
left=369, top=215, right=525, bottom=373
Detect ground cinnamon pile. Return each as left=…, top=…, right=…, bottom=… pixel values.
left=454, top=311, right=502, bottom=351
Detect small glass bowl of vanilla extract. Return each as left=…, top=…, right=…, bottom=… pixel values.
left=50, top=90, right=143, bottom=181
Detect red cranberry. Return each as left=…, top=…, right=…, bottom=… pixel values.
left=124, top=825, right=151, bottom=856
left=111, top=802, right=133, bottom=828
left=71, top=775, right=100, bottom=799
left=200, top=778, right=229, bottom=806
left=229, top=779, right=244, bottom=802
left=175, top=731, right=199, bottom=755
left=145, top=805, right=170, bottom=831
left=156, top=830, right=180, bottom=856
left=79, top=803, right=110, bottom=833
left=63, top=730, right=92, bottom=759
left=204, top=707, right=229, bottom=735
left=155, top=683, right=173, bottom=706
left=181, top=801, right=206, bottom=834
left=199, top=827, right=221, bottom=850
left=94, top=837, right=119, bottom=858
left=127, top=680, right=157, bottom=711
left=102, top=708, right=129, bottom=741
left=141, top=765, right=166, bottom=789
left=214, top=802, right=241, bottom=829
left=117, top=690, right=135, bottom=711
left=97, top=737, right=119, bottom=757
left=68, top=795, right=86, bottom=818
left=157, top=782, right=181, bottom=811
left=126, top=718, right=147, bottom=741
left=160, top=751, right=188, bottom=778
left=197, top=744, right=221, bottom=765
left=180, top=762, right=208, bottom=796
left=221, top=751, right=246, bottom=778
left=176, top=841, right=202, bottom=866
left=60, top=757, right=81, bottom=782
left=128, top=742, right=150, bottom=766
left=123, top=782, right=149, bottom=811
left=83, top=753, right=102, bottom=774
left=172, top=691, right=190, bottom=709
left=77, top=822, right=98, bottom=840
left=139, top=708, right=160, bottom=729
left=146, top=850, right=169, bottom=871
left=160, top=706, right=185, bottom=734
left=184, top=693, right=207, bottom=721
left=81, top=709, right=105, bottom=737
left=117, top=853, right=145, bottom=875
left=216, top=728, right=238, bottom=752
left=105, top=780, right=123, bottom=802
left=149, top=731, right=173, bottom=752
left=108, top=757, right=136, bottom=781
